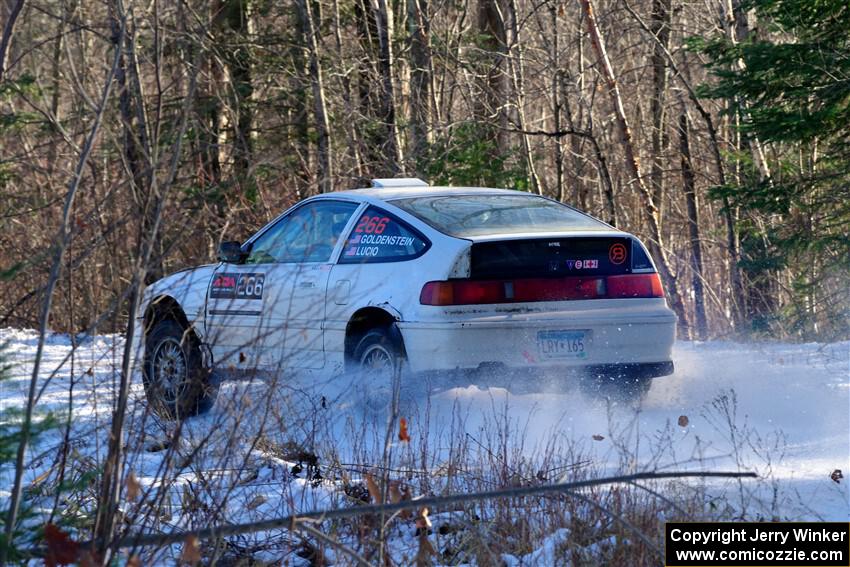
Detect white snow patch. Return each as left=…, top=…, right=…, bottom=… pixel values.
left=1, top=328, right=847, bottom=564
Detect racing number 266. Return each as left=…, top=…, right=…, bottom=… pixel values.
left=236, top=274, right=264, bottom=299
left=354, top=215, right=390, bottom=234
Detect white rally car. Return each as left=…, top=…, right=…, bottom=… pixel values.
left=136, top=179, right=676, bottom=417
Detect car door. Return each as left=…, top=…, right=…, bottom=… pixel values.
left=205, top=264, right=269, bottom=370
left=208, top=199, right=360, bottom=371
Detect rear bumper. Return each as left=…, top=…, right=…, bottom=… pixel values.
left=398, top=304, right=676, bottom=373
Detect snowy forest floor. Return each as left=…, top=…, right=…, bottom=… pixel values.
left=0, top=328, right=847, bottom=564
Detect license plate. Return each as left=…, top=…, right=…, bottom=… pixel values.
left=537, top=330, right=590, bottom=359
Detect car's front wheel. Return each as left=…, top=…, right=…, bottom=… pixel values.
left=142, top=320, right=216, bottom=419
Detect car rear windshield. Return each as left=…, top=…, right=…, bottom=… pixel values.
left=390, top=194, right=606, bottom=237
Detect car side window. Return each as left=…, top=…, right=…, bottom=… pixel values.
left=246, top=200, right=358, bottom=264
left=339, top=207, right=430, bottom=263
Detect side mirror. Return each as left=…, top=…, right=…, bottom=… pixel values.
left=218, top=241, right=247, bottom=264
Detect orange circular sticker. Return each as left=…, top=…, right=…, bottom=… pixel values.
left=609, top=243, right=627, bottom=265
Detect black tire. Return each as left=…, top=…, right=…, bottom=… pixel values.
left=580, top=371, right=653, bottom=403
left=142, top=320, right=216, bottom=419
left=351, top=326, right=406, bottom=402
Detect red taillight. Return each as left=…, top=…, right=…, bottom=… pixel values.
left=420, top=273, right=664, bottom=306
left=419, top=280, right=504, bottom=305
left=512, top=277, right=605, bottom=302
left=450, top=280, right=504, bottom=304
left=606, top=273, right=664, bottom=298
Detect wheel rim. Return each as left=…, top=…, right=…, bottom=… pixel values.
left=358, top=343, right=398, bottom=400
left=360, top=344, right=394, bottom=374
left=152, top=337, right=187, bottom=404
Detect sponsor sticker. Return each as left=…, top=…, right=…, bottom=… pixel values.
left=210, top=272, right=265, bottom=300
left=565, top=259, right=599, bottom=270
left=550, top=259, right=600, bottom=272
left=346, top=246, right=380, bottom=257
left=608, top=243, right=627, bottom=265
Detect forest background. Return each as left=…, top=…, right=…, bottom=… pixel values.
left=0, top=0, right=847, bottom=340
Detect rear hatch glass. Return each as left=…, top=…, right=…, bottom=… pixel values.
left=471, top=237, right=635, bottom=279
left=391, top=194, right=606, bottom=237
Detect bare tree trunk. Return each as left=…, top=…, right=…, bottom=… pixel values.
left=573, top=14, right=589, bottom=209
left=562, top=72, right=616, bottom=223
left=551, top=4, right=564, bottom=202
left=372, top=0, right=403, bottom=174
left=0, top=0, right=26, bottom=83
left=726, top=103, right=745, bottom=324
left=354, top=0, right=378, bottom=174
left=297, top=0, right=333, bottom=193
left=506, top=0, right=541, bottom=194
left=580, top=0, right=689, bottom=331
left=332, top=0, right=364, bottom=179
left=195, top=63, right=223, bottom=193
left=580, top=0, right=640, bottom=204
left=45, top=0, right=73, bottom=181
left=649, top=0, right=671, bottom=221
left=291, top=0, right=312, bottom=195
left=477, top=0, right=507, bottom=154
left=407, top=0, right=431, bottom=173
left=110, top=8, right=163, bottom=284
left=722, top=0, right=771, bottom=182
left=679, top=112, right=707, bottom=338
left=220, top=0, right=254, bottom=186
left=94, top=38, right=200, bottom=561
left=723, top=0, right=773, bottom=323
left=1, top=25, right=121, bottom=565
left=581, top=109, right=617, bottom=226
left=622, top=0, right=744, bottom=329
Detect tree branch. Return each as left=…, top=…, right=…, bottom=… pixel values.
left=0, top=0, right=26, bottom=83
left=81, top=470, right=756, bottom=551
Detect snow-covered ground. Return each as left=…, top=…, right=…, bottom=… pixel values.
left=0, top=328, right=847, bottom=562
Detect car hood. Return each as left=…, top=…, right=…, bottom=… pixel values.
left=142, top=264, right=218, bottom=304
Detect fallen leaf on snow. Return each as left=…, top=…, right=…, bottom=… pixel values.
left=180, top=535, right=202, bottom=564
left=399, top=417, right=411, bottom=442
left=389, top=481, right=411, bottom=519
left=415, top=529, right=436, bottom=566
left=44, top=523, right=79, bottom=567
left=365, top=473, right=382, bottom=504
left=125, top=471, right=141, bottom=501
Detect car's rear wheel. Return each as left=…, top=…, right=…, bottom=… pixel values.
left=352, top=326, right=406, bottom=407
left=143, top=320, right=216, bottom=419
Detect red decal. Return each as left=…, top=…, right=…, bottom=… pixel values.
left=609, top=243, right=627, bottom=265
left=354, top=215, right=391, bottom=234
left=213, top=275, right=236, bottom=289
